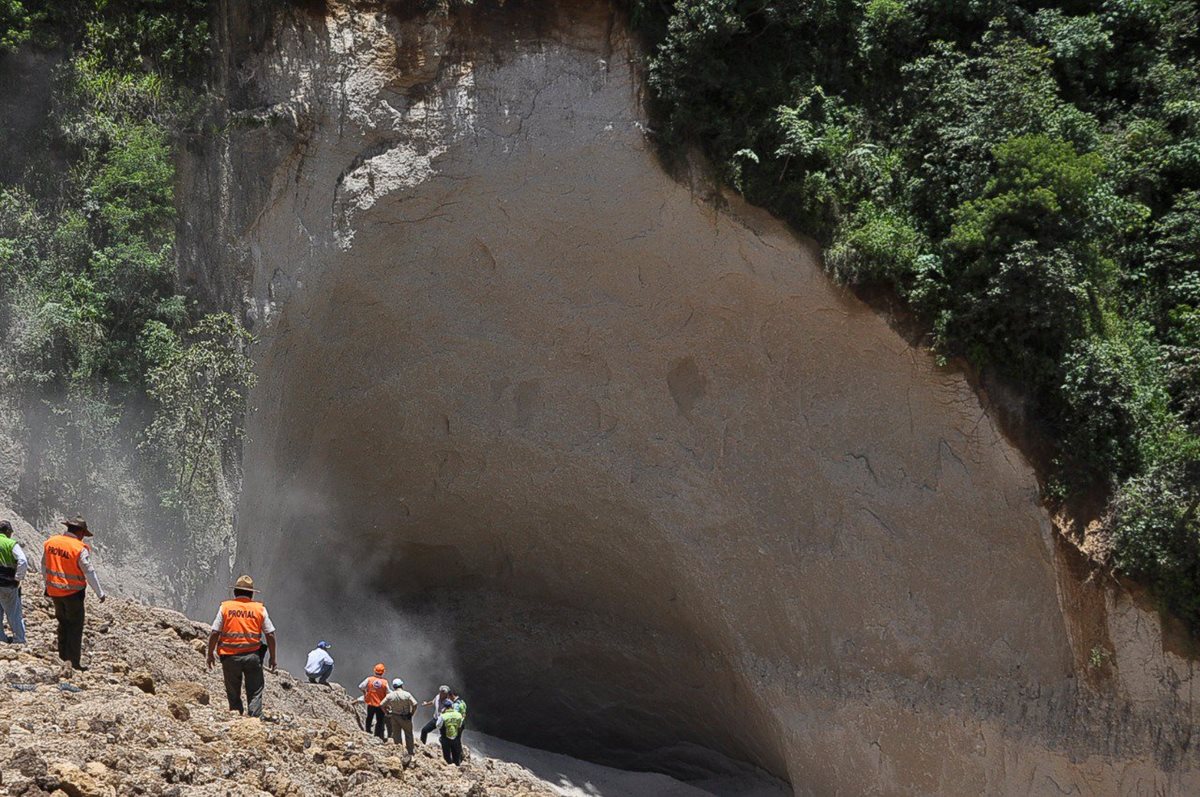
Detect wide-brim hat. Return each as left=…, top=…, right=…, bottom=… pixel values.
left=231, top=574, right=259, bottom=592
left=62, top=515, right=92, bottom=537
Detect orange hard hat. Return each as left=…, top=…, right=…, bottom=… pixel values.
left=374, top=663, right=385, bottom=675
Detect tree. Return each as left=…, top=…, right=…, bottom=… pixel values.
left=947, top=135, right=1107, bottom=255
left=0, top=1, right=31, bottom=53
left=142, top=313, right=255, bottom=507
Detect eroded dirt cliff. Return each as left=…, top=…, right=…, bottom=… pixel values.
left=177, top=1, right=1200, bottom=793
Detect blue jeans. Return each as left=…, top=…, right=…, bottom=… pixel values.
left=0, top=585, right=25, bottom=644
left=307, top=661, right=334, bottom=683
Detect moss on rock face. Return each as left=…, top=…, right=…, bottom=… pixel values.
left=633, top=0, right=1200, bottom=629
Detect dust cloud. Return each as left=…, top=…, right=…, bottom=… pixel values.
left=221, top=477, right=464, bottom=710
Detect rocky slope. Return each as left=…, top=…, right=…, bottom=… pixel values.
left=174, top=0, right=1200, bottom=793
left=0, top=595, right=559, bottom=797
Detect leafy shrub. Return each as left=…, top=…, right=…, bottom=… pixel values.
left=1059, top=333, right=1170, bottom=481
left=947, top=135, right=1106, bottom=255
left=142, top=313, right=256, bottom=509
left=827, top=200, right=924, bottom=285
left=1107, top=441, right=1200, bottom=625
left=0, top=0, right=32, bottom=52
left=947, top=242, right=1096, bottom=384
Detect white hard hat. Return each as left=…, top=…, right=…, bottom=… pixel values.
left=392, top=678, right=404, bottom=688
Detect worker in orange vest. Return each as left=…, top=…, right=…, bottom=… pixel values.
left=358, top=663, right=390, bottom=739
left=206, top=575, right=277, bottom=717
left=42, top=515, right=106, bottom=671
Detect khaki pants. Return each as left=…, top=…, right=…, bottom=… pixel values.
left=389, top=714, right=415, bottom=754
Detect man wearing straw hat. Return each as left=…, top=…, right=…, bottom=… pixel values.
left=206, top=574, right=277, bottom=717
left=42, top=515, right=105, bottom=671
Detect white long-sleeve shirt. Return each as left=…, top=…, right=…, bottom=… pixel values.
left=41, top=533, right=104, bottom=598
left=304, top=647, right=333, bottom=675
left=77, top=546, right=104, bottom=597
left=8, top=541, right=29, bottom=581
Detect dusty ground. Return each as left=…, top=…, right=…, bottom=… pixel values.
left=0, top=595, right=558, bottom=796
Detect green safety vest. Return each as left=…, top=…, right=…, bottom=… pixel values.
left=453, top=698, right=467, bottom=718
left=0, top=535, right=16, bottom=565
left=441, top=709, right=464, bottom=739
left=0, top=535, right=17, bottom=587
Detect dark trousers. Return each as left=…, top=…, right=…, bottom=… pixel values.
left=365, top=705, right=388, bottom=739
left=221, top=652, right=265, bottom=717
left=440, top=733, right=463, bottom=765
left=307, top=661, right=333, bottom=684
left=420, top=717, right=438, bottom=744
left=51, top=592, right=85, bottom=667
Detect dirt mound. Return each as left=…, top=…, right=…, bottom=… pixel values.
left=0, top=595, right=556, bottom=796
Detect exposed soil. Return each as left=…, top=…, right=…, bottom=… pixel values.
left=0, top=595, right=558, bottom=796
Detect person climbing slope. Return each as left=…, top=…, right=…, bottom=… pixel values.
left=436, top=701, right=465, bottom=766
left=42, top=515, right=105, bottom=670
left=206, top=575, right=277, bottom=717
left=382, top=677, right=419, bottom=755
left=420, top=685, right=452, bottom=745
left=0, top=520, right=31, bottom=645
left=305, top=640, right=334, bottom=684
left=358, top=663, right=390, bottom=739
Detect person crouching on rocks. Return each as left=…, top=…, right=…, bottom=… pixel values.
left=305, top=640, right=334, bottom=684
left=437, top=701, right=465, bottom=766
left=359, top=663, right=390, bottom=740
left=382, top=677, right=419, bottom=755
left=206, top=575, right=277, bottom=718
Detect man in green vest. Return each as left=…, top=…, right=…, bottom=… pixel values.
left=448, top=689, right=467, bottom=741
left=436, top=703, right=465, bottom=766
left=0, top=520, right=31, bottom=644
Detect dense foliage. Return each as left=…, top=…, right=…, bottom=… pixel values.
left=635, top=0, right=1200, bottom=626
left=0, top=1, right=252, bottom=585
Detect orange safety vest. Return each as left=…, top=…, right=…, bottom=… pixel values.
left=216, top=597, right=266, bottom=657
left=363, top=676, right=389, bottom=706
left=43, top=534, right=88, bottom=597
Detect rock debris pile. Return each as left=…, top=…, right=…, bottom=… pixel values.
left=0, top=596, right=557, bottom=796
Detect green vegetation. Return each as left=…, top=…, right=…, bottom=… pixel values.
left=635, top=0, right=1200, bottom=627
left=0, top=1, right=251, bottom=583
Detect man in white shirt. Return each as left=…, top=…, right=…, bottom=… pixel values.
left=305, top=640, right=334, bottom=684
left=420, top=685, right=453, bottom=744
left=0, top=520, right=31, bottom=644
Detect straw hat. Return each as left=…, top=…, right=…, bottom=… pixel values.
left=62, top=515, right=92, bottom=537
left=231, top=574, right=259, bottom=592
